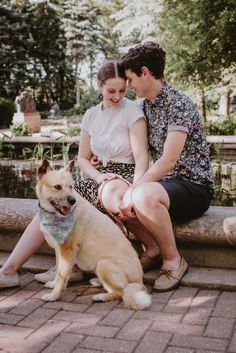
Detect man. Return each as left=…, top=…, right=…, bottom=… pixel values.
left=119, top=42, right=214, bottom=292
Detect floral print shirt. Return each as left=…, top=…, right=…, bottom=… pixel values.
left=142, top=83, right=214, bottom=192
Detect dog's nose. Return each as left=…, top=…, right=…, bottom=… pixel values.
left=68, top=196, right=76, bottom=206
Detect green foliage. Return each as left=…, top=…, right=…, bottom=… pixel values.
left=66, top=126, right=81, bottom=137
left=75, top=88, right=100, bottom=115
left=0, top=97, right=15, bottom=128
left=205, top=116, right=236, bottom=135
left=158, top=0, right=236, bottom=88
left=10, top=122, right=32, bottom=136
left=125, top=89, right=136, bottom=100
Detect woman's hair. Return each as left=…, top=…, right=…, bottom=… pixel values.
left=97, top=60, right=126, bottom=85
left=122, top=42, right=166, bottom=79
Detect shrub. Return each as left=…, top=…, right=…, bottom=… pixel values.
left=0, top=97, right=15, bottom=128
left=75, top=88, right=100, bottom=115
left=10, top=122, right=32, bottom=136
left=205, top=115, right=236, bottom=135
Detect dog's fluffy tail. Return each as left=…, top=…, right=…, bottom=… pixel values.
left=122, top=283, right=152, bottom=311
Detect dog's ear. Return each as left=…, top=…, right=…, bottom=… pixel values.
left=65, top=159, right=75, bottom=173
left=38, top=159, right=52, bottom=178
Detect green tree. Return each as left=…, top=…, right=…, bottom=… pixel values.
left=26, top=0, right=72, bottom=109
left=159, top=0, right=236, bottom=87
left=0, top=1, right=31, bottom=99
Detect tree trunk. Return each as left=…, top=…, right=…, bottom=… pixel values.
left=75, top=58, right=80, bottom=106
left=218, top=83, right=230, bottom=116
left=196, top=88, right=206, bottom=124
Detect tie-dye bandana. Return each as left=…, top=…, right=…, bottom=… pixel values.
left=38, top=203, right=77, bottom=244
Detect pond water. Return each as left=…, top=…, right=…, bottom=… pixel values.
left=0, top=161, right=80, bottom=199
left=0, top=160, right=235, bottom=206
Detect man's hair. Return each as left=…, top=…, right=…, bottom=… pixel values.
left=122, top=42, right=166, bottom=79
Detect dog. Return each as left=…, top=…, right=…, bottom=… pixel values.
left=36, top=159, right=152, bottom=310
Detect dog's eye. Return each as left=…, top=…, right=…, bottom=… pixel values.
left=54, top=185, right=62, bottom=190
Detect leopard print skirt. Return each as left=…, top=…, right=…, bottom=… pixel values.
left=74, top=162, right=135, bottom=214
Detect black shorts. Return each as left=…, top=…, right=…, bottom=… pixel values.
left=159, top=178, right=213, bottom=221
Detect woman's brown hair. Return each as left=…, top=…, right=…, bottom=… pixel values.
left=97, top=60, right=126, bottom=84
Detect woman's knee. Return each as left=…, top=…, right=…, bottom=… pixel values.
left=102, top=180, right=128, bottom=211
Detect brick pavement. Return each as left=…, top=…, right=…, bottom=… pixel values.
left=0, top=273, right=235, bottom=353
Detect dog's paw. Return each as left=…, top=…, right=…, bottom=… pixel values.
left=92, top=293, right=108, bottom=302
left=41, top=292, right=58, bottom=302
left=45, top=280, right=56, bottom=289
left=89, top=277, right=102, bottom=287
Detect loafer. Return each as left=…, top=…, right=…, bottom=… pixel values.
left=153, top=256, right=188, bottom=292
left=34, top=266, right=84, bottom=284
left=139, top=252, right=162, bottom=273
left=0, top=272, right=20, bottom=289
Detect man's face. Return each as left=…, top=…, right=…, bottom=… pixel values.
left=125, top=69, right=146, bottom=98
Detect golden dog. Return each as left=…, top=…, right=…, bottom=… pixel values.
left=36, top=159, right=151, bottom=310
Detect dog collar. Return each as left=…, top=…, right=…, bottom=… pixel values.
left=38, top=203, right=77, bottom=244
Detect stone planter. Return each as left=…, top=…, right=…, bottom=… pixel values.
left=12, top=112, right=41, bottom=133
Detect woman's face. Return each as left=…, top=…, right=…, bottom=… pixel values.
left=99, top=77, right=126, bottom=109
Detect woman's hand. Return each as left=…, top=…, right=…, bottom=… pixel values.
left=119, top=187, right=136, bottom=220
left=90, top=155, right=101, bottom=170
left=95, top=173, right=118, bottom=185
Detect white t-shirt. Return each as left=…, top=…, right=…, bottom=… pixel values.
left=81, top=97, right=144, bottom=165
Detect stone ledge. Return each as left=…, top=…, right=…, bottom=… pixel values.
left=0, top=198, right=235, bottom=268
left=144, top=266, right=236, bottom=291
left=0, top=198, right=235, bottom=244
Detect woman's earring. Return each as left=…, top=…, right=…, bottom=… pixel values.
left=99, top=93, right=103, bottom=100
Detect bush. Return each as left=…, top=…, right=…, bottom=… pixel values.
left=205, top=116, right=236, bottom=135
left=0, top=97, right=15, bottom=128
left=10, top=122, right=32, bottom=136
left=75, top=88, right=100, bottom=115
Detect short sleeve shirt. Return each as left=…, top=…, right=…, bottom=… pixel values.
left=81, top=97, right=144, bottom=164
left=142, top=83, right=214, bottom=192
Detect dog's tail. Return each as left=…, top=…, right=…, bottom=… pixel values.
left=122, top=283, right=152, bottom=311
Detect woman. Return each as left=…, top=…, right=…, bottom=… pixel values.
left=0, top=60, right=149, bottom=289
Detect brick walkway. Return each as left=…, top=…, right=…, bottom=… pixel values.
left=0, top=273, right=235, bottom=353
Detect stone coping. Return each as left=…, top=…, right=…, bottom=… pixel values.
left=0, top=131, right=80, bottom=144
left=0, top=198, right=235, bottom=247
left=0, top=131, right=235, bottom=145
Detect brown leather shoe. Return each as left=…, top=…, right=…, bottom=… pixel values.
left=139, top=252, right=162, bottom=273
left=153, top=257, right=188, bottom=292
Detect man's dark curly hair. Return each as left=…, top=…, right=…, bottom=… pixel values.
left=122, top=42, right=166, bottom=79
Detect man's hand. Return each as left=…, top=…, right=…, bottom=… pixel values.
left=119, top=187, right=136, bottom=220
left=90, top=155, right=101, bottom=170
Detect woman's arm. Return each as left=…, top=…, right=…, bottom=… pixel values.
left=129, top=117, right=149, bottom=182
left=77, top=130, right=103, bottom=183
left=135, top=130, right=188, bottom=185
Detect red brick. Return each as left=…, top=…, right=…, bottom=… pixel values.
left=53, top=311, right=101, bottom=324
left=43, top=301, right=89, bottom=312
left=17, top=307, right=58, bottom=328
left=191, top=289, right=220, bottom=308
left=183, top=307, right=212, bottom=325
left=41, top=332, right=83, bottom=353
left=151, top=320, right=204, bottom=335
left=170, top=334, right=228, bottom=351
left=80, top=336, right=136, bottom=353
left=10, top=298, right=42, bottom=315
left=134, top=310, right=183, bottom=323
left=66, top=323, right=119, bottom=338
left=117, top=318, right=151, bottom=340
left=135, top=331, right=171, bottom=353
left=204, top=317, right=235, bottom=338
left=100, top=308, right=133, bottom=327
